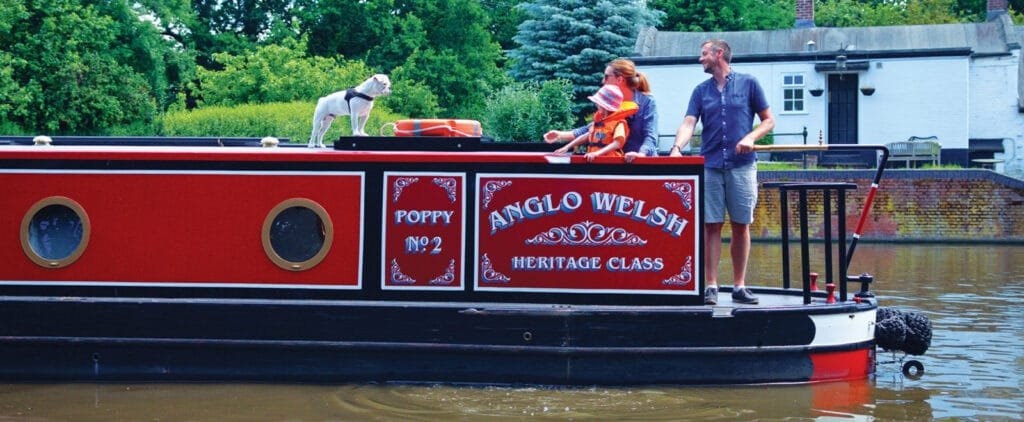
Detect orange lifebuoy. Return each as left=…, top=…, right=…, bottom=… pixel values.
left=393, top=119, right=482, bottom=137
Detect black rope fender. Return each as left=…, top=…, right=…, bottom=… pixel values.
left=875, top=307, right=933, bottom=356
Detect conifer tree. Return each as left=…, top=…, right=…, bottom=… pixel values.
left=509, top=0, right=661, bottom=115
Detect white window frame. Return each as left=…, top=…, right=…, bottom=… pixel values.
left=780, top=73, right=807, bottom=115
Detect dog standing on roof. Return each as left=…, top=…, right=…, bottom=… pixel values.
left=309, top=74, right=392, bottom=147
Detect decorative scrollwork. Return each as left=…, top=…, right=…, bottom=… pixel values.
left=428, top=259, right=457, bottom=285
left=390, top=258, right=417, bottom=284
left=393, top=177, right=420, bottom=202
left=664, top=181, right=693, bottom=211
left=481, top=180, right=512, bottom=210
left=525, top=221, right=647, bottom=247
left=662, top=256, right=693, bottom=286
left=480, top=253, right=510, bottom=283
left=433, top=177, right=458, bottom=203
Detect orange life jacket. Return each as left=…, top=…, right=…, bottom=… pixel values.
left=586, top=101, right=638, bottom=156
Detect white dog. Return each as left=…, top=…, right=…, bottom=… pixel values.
left=309, top=74, right=392, bottom=147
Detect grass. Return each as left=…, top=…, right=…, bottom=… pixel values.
left=758, top=162, right=806, bottom=171
left=917, top=163, right=964, bottom=170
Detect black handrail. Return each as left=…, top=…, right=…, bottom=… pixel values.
left=755, top=144, right=890, bottom=302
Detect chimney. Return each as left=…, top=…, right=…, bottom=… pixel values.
left=796, top=0, right=815, bottom=28
left=988, top=0, right=1008, bottom=20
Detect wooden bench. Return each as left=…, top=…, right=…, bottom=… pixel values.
left=886, top=140, right=940, bottom=167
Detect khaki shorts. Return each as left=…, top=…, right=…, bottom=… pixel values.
left=704, top=163, right=757, bottom=225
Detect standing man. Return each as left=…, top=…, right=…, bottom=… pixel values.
left=669, top=39, right=775, bottom=305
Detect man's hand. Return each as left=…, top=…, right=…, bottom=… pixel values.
left=624, top=151, right=643, bottom=163
left=736, top=136, right=755, bottom=154
left=585, top=152, right=599, bottom=162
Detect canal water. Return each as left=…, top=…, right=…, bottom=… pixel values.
left=0, top=244, right=1020, bottom=420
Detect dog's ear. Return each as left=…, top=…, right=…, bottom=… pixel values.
left=374, top=74, right=390, bottom=84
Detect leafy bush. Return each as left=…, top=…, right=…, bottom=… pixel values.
left=378, top=78, right=441, bottom=118
left=192, top=37, right=439, bottom=118
left=481, top=79, right=575, bottom=142
left=162, top=101, right=405, bottom=143
left=195, top=39, right=372, bottom=107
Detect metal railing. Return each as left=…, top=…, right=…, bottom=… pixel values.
left=754, top=144, right=890, bottom=304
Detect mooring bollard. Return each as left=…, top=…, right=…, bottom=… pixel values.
left=261, top=137, right=279, bottom=148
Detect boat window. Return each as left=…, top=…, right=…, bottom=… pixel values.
left=21, top=197, right=90, bottom=268
left=262, top=198, right=333, bottom=271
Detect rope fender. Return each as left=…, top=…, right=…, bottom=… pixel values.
left=875, top=307, right=932, bottom=356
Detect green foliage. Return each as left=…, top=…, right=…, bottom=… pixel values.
left=0, top=0, right=174, bottom=134
left=193, top=37, right=439, bottom=118
left=904, top=0, right=966, bottom=24
left=758, top=162, right=804, bottom=171
left=486, top=0, right=528, bottom=51
left=481, top=79, right=575, bottom=142
left=650, top=0, right=793, bottom=31
left=378, top=79, right=441, bottom=118
left=185, top=0, right=299, bottom=68
left=392, top=47, right=508, bottom=119
left=162, top=101, right=405, bottom=142
left=918, top=163, right=964, bottom=170
left=301, top=0, right=507, bottom=118
left=510, top=1, right=663, bottom=116
left=815, top=0, right=964, bottom=27
left=195, top=37, right=369, bottom=106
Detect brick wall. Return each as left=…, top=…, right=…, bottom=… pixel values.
left=752, top=170, right=1024, bottom=242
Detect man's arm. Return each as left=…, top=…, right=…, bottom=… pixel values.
left=669, top=116, right=698, bottom=157
left=735, top=108, right=775, bottom=154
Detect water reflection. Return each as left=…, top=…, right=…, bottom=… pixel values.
left=0, top=244, right=1020, bottom=420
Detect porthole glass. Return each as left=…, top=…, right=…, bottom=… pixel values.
left=20, top=197, right=90, bottom=268
left=262, top=198, right=333, bottom=271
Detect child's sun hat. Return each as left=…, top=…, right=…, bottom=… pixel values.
left=588, top=84, right=623, bottom=112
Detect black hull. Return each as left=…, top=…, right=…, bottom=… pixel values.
left=0, top=294, right=874, bottom=385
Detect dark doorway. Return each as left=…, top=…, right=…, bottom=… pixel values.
left=820, top=73, right=873, bottom=167
left=827, top=73, right=858, bottom=144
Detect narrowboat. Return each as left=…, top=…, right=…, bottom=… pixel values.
left=0, top=136, right=912, bottom=385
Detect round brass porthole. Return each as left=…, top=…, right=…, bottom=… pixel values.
left=20, top=196, right=91, bottom=269
left=261, top=198, right=333, bottom=271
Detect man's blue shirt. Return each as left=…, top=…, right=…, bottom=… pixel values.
left=686, top=72, right=769, bottom=169
left=573, top=90, right=658, bottom=156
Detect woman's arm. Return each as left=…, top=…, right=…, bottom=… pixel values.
left=555, top=132, right=588, bottom=154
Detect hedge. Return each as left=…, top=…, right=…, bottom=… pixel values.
left=162, top=101, right=406, bottom=144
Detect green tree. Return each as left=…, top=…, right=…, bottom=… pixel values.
left=193, top=36, right=440, bottom=117
left=650, top=0, right=793, bottom=32
left=0, top=0, right=187, bottom=134
left=182, top=0, right=298, bottom=68
left=301, top=0, right=506, bottom=118
left=815, top=0, right=964, bottom=27
left=510, top=0, right=662, bottom=115
left=482, top=0, right=527, bottom=52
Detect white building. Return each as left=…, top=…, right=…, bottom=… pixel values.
left=633, top=0, right=1024, bottom=177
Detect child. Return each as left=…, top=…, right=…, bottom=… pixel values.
left=555, top=84, right=639, bottom=162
